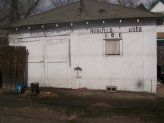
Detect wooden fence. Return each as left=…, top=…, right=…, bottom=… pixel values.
left=0, top=30, right=8, bottom=46
left=157, top=40, right=164, bottom=66
left=0, top=46, right=28, bottom=89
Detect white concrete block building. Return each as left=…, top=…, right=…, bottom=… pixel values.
left=8, top=0, right=161, bottom=93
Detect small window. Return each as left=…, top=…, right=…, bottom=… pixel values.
left=105, top=39, right=120, bottom=55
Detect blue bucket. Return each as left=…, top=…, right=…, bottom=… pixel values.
left=16, top=81, right=25, bottom=95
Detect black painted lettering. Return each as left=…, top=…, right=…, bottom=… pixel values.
left=110, top=28, right=113, bottom=33
left=133, top=27, right=135, bottom=32
left=136, top=26, right=139, bottom=32
left=100, top=29, right=103, bottom=33
left=129, top=28, right=132, bottom=32
left=139, top=27, right=142, bottom=32
left=107, top=29, right=110, bottom=33
left=103, top=29, right=106, bottom=33
left=90, top=29, right=93, bottom=34
left=119, top=33, right=122, bottom=37
left=105, top=33, right=108, bottom=38
left=94, top=29, right=96, bottom=33
left=111, top=33, right=114, bottom=37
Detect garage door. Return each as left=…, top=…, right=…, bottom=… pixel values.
left=17, top=38, right=45, bottom=86
left=17, top=36, right=71, bottom=88
left=46, top=36, right=71, bottom=88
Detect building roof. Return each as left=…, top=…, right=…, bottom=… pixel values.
left=9, top=0, right=160, bottom=28
left=150, top=0, right=164, bottom=11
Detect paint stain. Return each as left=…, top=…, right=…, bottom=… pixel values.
left=137, top=80, right=143, bottom=88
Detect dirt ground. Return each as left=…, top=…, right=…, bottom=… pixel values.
left=0, top=83, right=164, bottom=123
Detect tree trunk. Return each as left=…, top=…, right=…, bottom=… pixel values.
left=10, top=0, right=20, bottom=22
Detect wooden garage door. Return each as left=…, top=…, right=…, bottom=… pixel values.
left=18, top=38, right=45, bottom=86
left=46, top=36, right=71, bottom=88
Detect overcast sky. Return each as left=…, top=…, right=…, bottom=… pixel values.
left=34, top=0, right=154, bottom=13
left=0, top=0, right=154, bottom=15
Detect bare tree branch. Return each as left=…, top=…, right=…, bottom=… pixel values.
left=10, top=0, right=20, bottom=22
left=0, top=0, right=41, bottom=23
left=147, top=0, right=157, bottom=8
left=24, top=0, right=40, bottom=18
left=117, top=0, right=139, bottom=8
left=50, top=0, right=73, bottom=8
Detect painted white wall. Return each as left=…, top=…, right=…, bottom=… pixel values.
left=157, top=25, right=164, bottom=32
left=151, top=1, right=164, bottom=14
left=9, top=19, right=157, bottom=93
